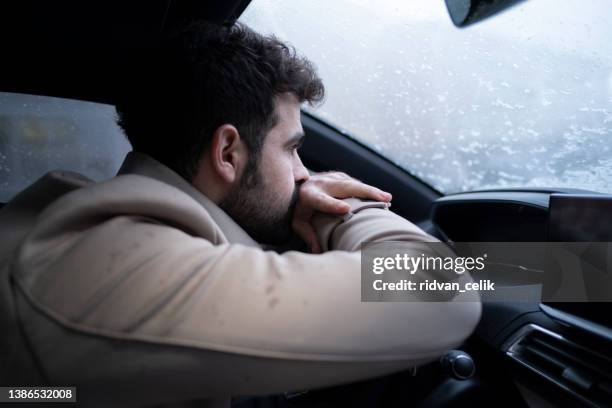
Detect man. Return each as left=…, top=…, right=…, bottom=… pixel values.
left=0, top=22, right=480, bottom=407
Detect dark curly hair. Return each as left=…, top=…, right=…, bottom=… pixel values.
left=116, top=22, right=324, bottom=181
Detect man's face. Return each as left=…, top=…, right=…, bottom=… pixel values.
left=219, top=93, right=310, bottom=244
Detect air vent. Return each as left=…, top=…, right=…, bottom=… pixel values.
left=504, top=324, right=612, bottom=407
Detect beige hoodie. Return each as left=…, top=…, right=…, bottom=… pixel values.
left=0, top=152, right=480, bottom=407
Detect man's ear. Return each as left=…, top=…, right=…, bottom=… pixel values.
left=208, top=124, right=247, bottom=184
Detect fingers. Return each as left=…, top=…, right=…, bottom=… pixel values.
left=304, top=191, right=351, bottom=214
left=320, top=172, right=391, bottom=200
left=325, top=178, right=392, bottom=202
left=321, top=171, right=352, bottom=181
left=296, top=172, right=391, bottom=217
left=291, top=171, right=392, bottom=253
left=312, top=173, right=392, bottom=202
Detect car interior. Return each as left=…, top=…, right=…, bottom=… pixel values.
left=1, top=1, right=611, bottom=407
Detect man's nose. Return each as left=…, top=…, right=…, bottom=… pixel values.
left=294, top=154, right=310, bottom=183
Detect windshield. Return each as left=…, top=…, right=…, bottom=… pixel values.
left=241, top=0, right=612, bottom=194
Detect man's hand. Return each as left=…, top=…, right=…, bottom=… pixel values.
left=292, top=172, right=392, bottom=253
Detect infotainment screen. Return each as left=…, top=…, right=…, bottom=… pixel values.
left=546, top=194, right=612, bottom=328
left=548, top=194, right=612, bottom=242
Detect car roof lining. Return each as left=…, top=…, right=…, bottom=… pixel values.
left=0, top=0, right=252, bottom=105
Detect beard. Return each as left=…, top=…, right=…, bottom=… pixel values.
left=219, top=162, right=299, bottom=245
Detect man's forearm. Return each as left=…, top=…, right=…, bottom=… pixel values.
left=312, top=198, right=437, bottom=252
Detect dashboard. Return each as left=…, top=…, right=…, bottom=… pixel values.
left=429, top=190, right=612, bottom=408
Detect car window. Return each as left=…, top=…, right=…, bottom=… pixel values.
left=241, top=0, right=612, bottom=194
left=0, top=92, right=131, bottom=202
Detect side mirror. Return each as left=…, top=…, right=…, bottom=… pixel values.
left=445, top=0, right=526, bottom=27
